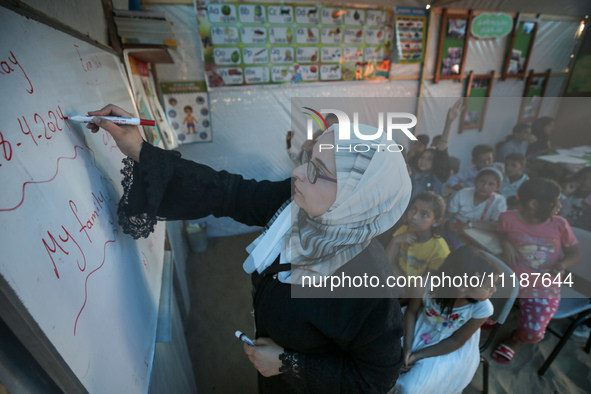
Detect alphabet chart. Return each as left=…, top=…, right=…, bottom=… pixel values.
left=195, top=1, right=394, bottom=88
left=0, top=7, right=164, bottom=392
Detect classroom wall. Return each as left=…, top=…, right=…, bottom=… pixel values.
left=147, top=3, right=582, bottom=236
left=417, top=12, right=579, bottom=169
left=21, top=0, right=109, bottom=44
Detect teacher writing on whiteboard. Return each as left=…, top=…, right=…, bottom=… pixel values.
left=87, top=104, right=411, bottom=393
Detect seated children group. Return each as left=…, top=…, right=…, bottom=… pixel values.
left=386, top=108, right=582, bottom=393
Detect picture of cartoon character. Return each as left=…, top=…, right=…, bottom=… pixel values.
left=183, top=105, right=197, bottom=134
left=518, top=243, right=557, bottom=269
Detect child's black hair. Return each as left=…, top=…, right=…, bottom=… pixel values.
left=432, top=245, right=500, bottom=317
left=471, top=144, right=494, bottom=160
left=517, top=178, right=561, bottom=222
left=504, top=152, right=526, bottom=166
left=410, top=191, right=446, bottom=237
left=512, top=123, right=531, bottom=135
left=184, top=105, right=193, bottom=112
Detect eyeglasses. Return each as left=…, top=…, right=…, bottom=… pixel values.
left=301, top=149, right=337, bottom=184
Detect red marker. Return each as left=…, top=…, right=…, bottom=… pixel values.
left=65, top=115, right=156, bottom=126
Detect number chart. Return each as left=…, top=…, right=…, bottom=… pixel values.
left=195, top=1, right=394, bottom=88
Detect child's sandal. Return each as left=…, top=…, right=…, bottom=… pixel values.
left=492, top=343, right=515, bottom=364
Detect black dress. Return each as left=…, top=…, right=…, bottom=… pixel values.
left=118, top=142, right=404, bottom=393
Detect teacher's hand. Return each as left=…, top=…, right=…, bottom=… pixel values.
left=87, top=104, right=144, bottom=162
left=243, top=337, right=284, bottom=377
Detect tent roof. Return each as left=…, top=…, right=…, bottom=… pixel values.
left=318, top=0, right=591, bottom=18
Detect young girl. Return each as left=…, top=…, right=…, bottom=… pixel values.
left=445, top=167, right=507, bottom=249
left=561, top=167, right=591, bottom=231
left=386, top=191, right=449, bottom=282
left=493, top=178, right=581, bottom=364
left=409, top=100, right=462, bottom=199
left=393, top=246, right=498, bottom=393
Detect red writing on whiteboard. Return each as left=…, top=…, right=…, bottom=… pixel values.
left=69, top=191, right=115, bottom=243
left=0, top=51, right=33, bottom=94
left=74, top=44, right=102, bottom=72
left=141, top=251, right=150, bottom=272
left=17, top=105, right=70, bottom=148
left=0, top=130, right=12, bottom=167
left=42, top=225, right=86, bottom=279
left=0, top=145, right=85, bottom=212
left=74, top=229, right=117, bottom=336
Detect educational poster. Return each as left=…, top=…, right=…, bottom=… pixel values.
left=161, top=81, right=212, bottom=144
left=519, top=70, right=550, bottom=123
left=434, top=10, right=472, bottom=83
left=502, top=16, right=539, bottom=79
left=123, top=54, right=166, bottom=149
left=195, top=1, right=394, bottom=88
left=394, top=6, right=426, bottom=63
left=460, top=71, right=494, bottom=132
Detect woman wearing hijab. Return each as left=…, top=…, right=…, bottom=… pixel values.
left=87, top=104, right=412, bottom=393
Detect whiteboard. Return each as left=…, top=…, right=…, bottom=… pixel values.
left=0, top=7, right=164, bottom=393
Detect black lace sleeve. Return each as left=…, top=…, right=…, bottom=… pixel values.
left=278, top=298, right=403, bottom=393
left=117, top=142, right=292, bottom=239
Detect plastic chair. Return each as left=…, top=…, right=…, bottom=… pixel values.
left=538, top=227, right=591, bottom=376
left=479, top=252, right=519, bottom=394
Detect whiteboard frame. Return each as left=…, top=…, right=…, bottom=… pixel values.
left=0, top=2, right=149, bottom=392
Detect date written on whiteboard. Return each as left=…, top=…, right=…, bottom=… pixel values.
left=0, top=106, right=70, bottom=167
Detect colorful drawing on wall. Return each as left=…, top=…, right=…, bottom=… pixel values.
left=502, top=14, right=540, bottom=80
left=394, top=6, right=427, bottom=64
left=195, top=1, right=394, bottom=88
left=434, top=9, right=473, bottom=83
left=161, top=81, right=212, bottom=144
left=518, top=69, right=551, bottom=123
left=471, top=13, right=512, bottom=39
left=460, top=71, right=495, bottom=132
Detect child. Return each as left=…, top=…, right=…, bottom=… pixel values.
left=499, top=153, right=529, bottom=199
left=527, top=116, right=556, bottom=157
left=386, top=192, right=449, bottom=282
left=445, top=144, right=504, bottom=191
left=493, top=178, right=581, bottom=364
left=394, top=246, right=498, bottom=393
left=183, top=105, right=197, bottom=134
left=561, top=167, right=591, bottom=231
left=497, top=123, right=531, bottom=163
left=445, top=167, right=507, bottom=249
left=406, top=134, right=430, bottom=172
left=410, top=100, right=462, bottom=199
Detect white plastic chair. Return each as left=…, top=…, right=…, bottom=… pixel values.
left=538, top=226, right=591, bottom=376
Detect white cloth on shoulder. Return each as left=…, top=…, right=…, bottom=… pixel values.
left=243, top=123, right=412, bottom=284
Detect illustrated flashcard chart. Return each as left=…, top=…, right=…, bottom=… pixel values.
left=195, top=1, right=394, bottom=88
left=394, top=6, right=427, bottom=63
left=160, top=81, right=212, bottom=144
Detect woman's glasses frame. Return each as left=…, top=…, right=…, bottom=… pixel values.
left=301, top=149, right=337, bottom=184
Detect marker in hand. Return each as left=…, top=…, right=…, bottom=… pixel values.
left=65, top=115, right=156, bottom=126
left=235, top=330, right=255, bottom=346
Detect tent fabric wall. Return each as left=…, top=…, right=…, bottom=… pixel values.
left=147, top=4, right=581, bottom=236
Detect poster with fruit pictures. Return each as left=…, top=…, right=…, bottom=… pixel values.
left=394, top=6, right=427, bottom=64
left=195, top=1, right=394, bottom=88
left=160, top=81, right=213, bottom=145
